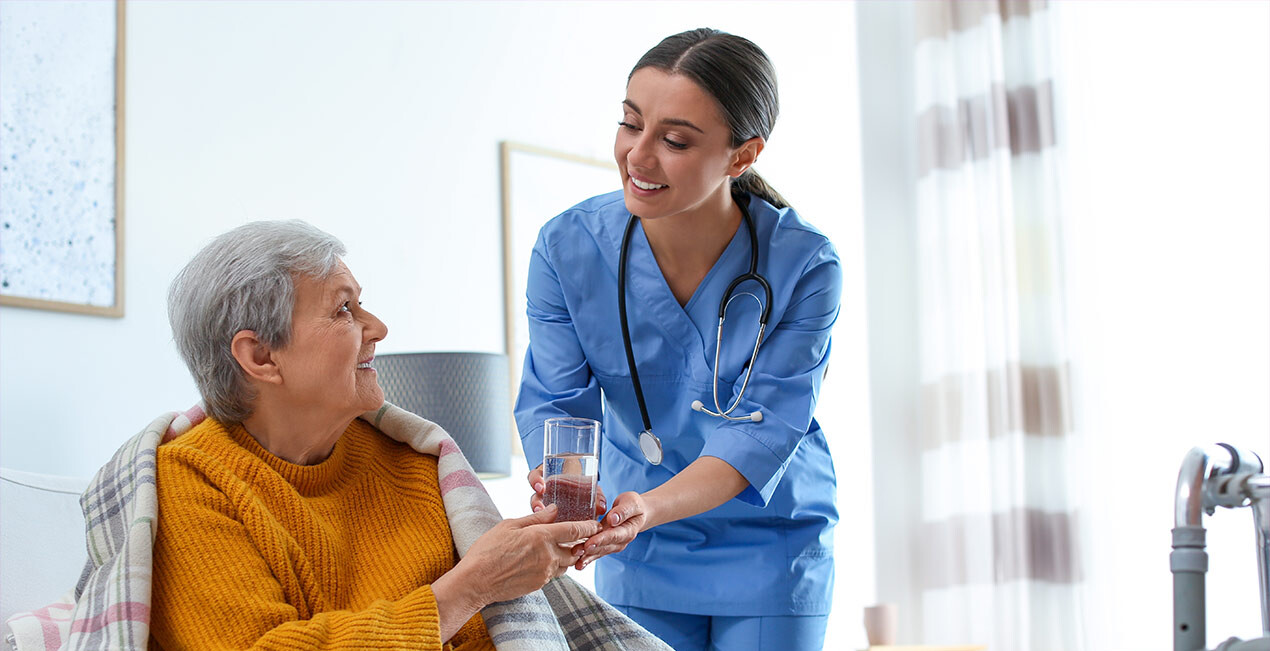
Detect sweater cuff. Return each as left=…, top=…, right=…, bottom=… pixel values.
left=412, top=585, right=444, bottom=648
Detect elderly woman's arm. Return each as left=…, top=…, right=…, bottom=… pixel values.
left=431, top=506, right=596, bottom=641
left=151, top=455, right=596, bottom=650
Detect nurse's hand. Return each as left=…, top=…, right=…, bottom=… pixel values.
left=527, top=464, right=608, bottom=518
left=572, top=490, right=648, bottom=569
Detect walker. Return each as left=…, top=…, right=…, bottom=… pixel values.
left=1172, top=444, right=1270, bottom=650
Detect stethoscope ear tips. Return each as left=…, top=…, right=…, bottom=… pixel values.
left=749, top=411, right=763, bottom=422
left=691, top=400, right=705, bottom=412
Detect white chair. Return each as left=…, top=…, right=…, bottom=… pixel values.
left=0, top=468, right=89, bottom=628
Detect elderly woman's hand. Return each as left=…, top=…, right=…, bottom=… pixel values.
left=527, top=464, right=607, bottom=518
left=431, top=505, right=600, bottom=640
left=457, top=504, right=601, bottom=604
left=571, top=490, right=649, bottom=569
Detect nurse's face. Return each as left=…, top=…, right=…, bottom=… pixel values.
left=614, top=68, right=751, bottom=221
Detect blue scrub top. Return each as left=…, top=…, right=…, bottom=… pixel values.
left=515, top=190, right=840, bottom=617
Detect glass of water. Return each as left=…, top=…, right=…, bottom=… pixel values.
left=542, top=417, right=600, bottom=522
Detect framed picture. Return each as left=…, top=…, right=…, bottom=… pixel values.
left=500, top=141, right=619, bottom=405
left=0, top=0, right=126, bottom=317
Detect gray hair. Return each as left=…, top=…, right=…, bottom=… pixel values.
left=168, top=220, right=346, bottom=424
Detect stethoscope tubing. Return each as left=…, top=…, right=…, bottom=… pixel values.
left=618, top=215, right=655, bottom=436
left=708, top=316, right=766, bottom=420
left=619, top=193, right=774, bottom=463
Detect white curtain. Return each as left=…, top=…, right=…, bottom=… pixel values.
left=912, top=2, right=1084, bottom=649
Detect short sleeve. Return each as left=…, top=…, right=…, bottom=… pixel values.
left=699, top=241, right=842, bottom=506
left=513, top=230, right=604, bottom=469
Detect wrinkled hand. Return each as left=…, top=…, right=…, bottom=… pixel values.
left=458, top=505, right=600, bottom=605
left=573, top=491, right=648, bottom=569
left=527, top=464, right=607, bottom=518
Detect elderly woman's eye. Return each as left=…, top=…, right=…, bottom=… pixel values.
left=338, top=302, right=352, bottom=313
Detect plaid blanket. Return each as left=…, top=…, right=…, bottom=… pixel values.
left=4, top=403, right=669, bottom=651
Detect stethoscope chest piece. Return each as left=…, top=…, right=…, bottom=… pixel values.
left=638, top=429, right=663, bottom=465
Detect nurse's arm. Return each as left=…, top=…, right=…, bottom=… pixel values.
left=575, top=456, right=746, bottom=566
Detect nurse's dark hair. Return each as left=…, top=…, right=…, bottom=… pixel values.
left=631, top=28, right=789, bottom=209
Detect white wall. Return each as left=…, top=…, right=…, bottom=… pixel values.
left=1, top=0, right=863, bottom=470
left=1056, top=2, right=1270, bottom=648
left=0, top=1, right=875, bottom=646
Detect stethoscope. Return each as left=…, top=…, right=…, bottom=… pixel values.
left=617, top=193, right=773, bottom=465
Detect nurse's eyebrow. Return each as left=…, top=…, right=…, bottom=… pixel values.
left=622, top=99, right=705, bottom=134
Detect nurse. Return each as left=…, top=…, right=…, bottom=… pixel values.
left=515, top=28, right=840, bottom=651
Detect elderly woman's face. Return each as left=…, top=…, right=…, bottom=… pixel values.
left=272, top=260, right=388, bottom=420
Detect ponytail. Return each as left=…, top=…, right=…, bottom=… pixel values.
left=733, top=169, right=789, bottom=210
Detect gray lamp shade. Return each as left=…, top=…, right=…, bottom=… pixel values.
left=374, top=352, right=512, bottom=477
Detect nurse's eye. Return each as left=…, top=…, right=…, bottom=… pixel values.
left=663, top=138, right=688, bottom=150
left=618, top=121, right=641, bottom=132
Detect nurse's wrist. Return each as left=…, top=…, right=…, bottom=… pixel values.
left=640, top=492, right=660, bottom=527
left=641, top=456, right=748, bottom=528
left=636, top=490, right=665, bottom=530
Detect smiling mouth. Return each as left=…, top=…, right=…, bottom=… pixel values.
left=357, top=357, right=375, bottom=370
left=630, top=177, right=667, bottom=191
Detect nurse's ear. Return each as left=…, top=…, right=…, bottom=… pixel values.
left=727, top=137, right=765, bottom=179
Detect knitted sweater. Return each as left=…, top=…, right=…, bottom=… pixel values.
left=149, top=416, right=495, bottom=650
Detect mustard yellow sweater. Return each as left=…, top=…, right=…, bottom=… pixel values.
left=150, top=417, right=495, bottom=651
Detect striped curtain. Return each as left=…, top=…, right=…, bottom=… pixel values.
left=912, top=2, right=1084, bottom=650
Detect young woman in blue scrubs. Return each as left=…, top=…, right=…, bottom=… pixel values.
left=515, top=28, right=840, bottom=651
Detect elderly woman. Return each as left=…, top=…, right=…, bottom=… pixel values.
left=152, top=220, right=599, bottom=650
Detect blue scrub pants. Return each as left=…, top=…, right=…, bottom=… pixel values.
left=614, top=605, right=828, bottom=651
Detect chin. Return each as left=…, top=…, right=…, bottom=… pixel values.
left=357, top=388, right=385, bottom=413
left=624, top=194, right=666, bottom=220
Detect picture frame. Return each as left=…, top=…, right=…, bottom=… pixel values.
left=499, top=141, right=619, bottom=408
left=0, top=0, right=126, bottom=317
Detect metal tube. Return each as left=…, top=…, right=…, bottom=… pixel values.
left=1214, top=638, right=1270, bottom=650
left=1250, top=475, right=1270, bottom=635
left=1176, top=446, right=1234, bottom=528
left=1174, top=446, right=1226, bottom=651
left=1174, top=525, right=1209, bottom=651
left=1173, top=445, right=1262, bottom=651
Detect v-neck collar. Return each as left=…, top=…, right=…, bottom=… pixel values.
left=619, top=205, right=752, bottom=370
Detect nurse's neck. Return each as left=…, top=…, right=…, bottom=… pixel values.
left=640, top=188, right=743, bottom=307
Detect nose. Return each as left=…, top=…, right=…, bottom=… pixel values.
left=626, top=131, right=658, bottom=172
left=361, top=308, right=388, bottom=344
